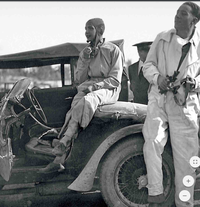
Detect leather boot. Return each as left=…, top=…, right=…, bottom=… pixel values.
left=38, top=162, right=65, bottom=174
left=52, top=140, right=72, bottom=156
left=148, top=193, right=165, bottom=207
left=52, top=142, right=67, bottom=156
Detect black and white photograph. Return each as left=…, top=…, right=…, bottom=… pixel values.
left=0, top=1, right=200, bottom=207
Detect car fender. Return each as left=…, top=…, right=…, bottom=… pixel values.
left=68, top=124, right=143, bottom=192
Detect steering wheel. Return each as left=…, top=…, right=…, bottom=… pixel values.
left=26, top=89, right=47, bottom=124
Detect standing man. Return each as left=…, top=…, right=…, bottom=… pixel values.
left=142, top=2, right=200, bottom=207
left=128, top=41, right=152, bottom=104
left=40, top=18, right=124, bottom=173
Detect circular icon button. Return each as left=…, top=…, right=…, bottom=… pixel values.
left=183, top=175, right=195, bottom=187
left=179, top=190, right=191, bottom=202
left=189, top=156, right=200, bottom=168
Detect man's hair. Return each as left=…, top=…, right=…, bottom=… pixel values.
left=183, top=1, right=200, bottom=22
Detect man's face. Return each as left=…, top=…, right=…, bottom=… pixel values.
left=138, top=48, right=149, bottom=62
left=175, top=4, right=196, bottom=32
left=85, top=23, right=96, bottom=42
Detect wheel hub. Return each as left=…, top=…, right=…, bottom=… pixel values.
left=137, top=175, right=148, bottom=189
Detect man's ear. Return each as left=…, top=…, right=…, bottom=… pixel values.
left=193, top=17, right=198, bottom=25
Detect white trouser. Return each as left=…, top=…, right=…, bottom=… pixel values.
left=143, top=92, right=199, bottom=207
left=58, top=80, right=120, bottom=139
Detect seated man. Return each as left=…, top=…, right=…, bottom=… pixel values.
left=40, top=18, right=124, bottom=173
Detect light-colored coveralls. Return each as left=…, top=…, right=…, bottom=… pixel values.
left=59, top=40, right=124, bottom=143
left=142, top=28, right=200, bottom=207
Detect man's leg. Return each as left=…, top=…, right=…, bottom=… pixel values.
left=167, top=102, right=199, bottom=207
left=142, top=100, right=168, bottom=201
left=58, top=91, right=86, bottom=138
left=40, top=88, right=120, bottom=173
left=53, top=91, right=102, bottom=156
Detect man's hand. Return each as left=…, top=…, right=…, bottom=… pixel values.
left=83, top=84, right=100, bottom=94
left=157, top=75, right=169, bottom=91
left=83, top=85, right=95, bottom=94
left=83, top=47, right=92, bottom=59
left=181, top=76, right=196, bottom=90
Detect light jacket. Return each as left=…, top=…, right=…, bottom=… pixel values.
left=143, top=28, right=200, bottom=110
left=76, top=40, right=124, bottom=91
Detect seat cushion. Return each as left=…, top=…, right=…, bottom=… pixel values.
left=94, top=101, right=147, bottom=122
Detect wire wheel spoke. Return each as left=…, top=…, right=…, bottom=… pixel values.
left=115, top=153, right=148, bottom=206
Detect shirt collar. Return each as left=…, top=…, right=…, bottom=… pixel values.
left=159, top=28, right=176, bottom=43
left=159, top=27, right=200, bottom=48
left=139, top=59, right=144, bottom=66
left=138, top=60, right=144, bottom=73
left=97, top=38, right=105, bottom=47
left=189, top=27, right=200, bottom=48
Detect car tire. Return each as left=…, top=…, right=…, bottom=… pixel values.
left=99, top=133, right=175, bottom=207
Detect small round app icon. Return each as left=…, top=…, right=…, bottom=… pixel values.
left=179, top=190, right=191, bottom=202
left=189, top=156, right=200, bottom=168
left=183, top=175, right=194, bottom=187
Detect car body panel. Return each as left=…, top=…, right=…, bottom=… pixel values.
left=68, top=124, right=144, bottom=192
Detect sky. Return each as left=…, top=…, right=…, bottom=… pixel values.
left=0, top=1, right=200, bottom=64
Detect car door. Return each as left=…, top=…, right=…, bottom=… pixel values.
left=32, top=85, right=77, bottom=127
left=26, top=60, right=78, bottom=128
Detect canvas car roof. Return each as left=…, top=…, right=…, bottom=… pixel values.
left=0, top=39, right=124, bottom=69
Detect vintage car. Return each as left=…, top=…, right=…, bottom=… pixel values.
left=0, top=39, right=199, bottom=207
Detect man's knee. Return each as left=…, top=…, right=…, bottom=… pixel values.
left=84, top=92, right=101, bottom=106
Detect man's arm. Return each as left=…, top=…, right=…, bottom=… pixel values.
left=76, top=49, right=91, bottom=85
left=142, top=37, right=160, bottom=86
left=94, top=46, right=124, bottom=90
